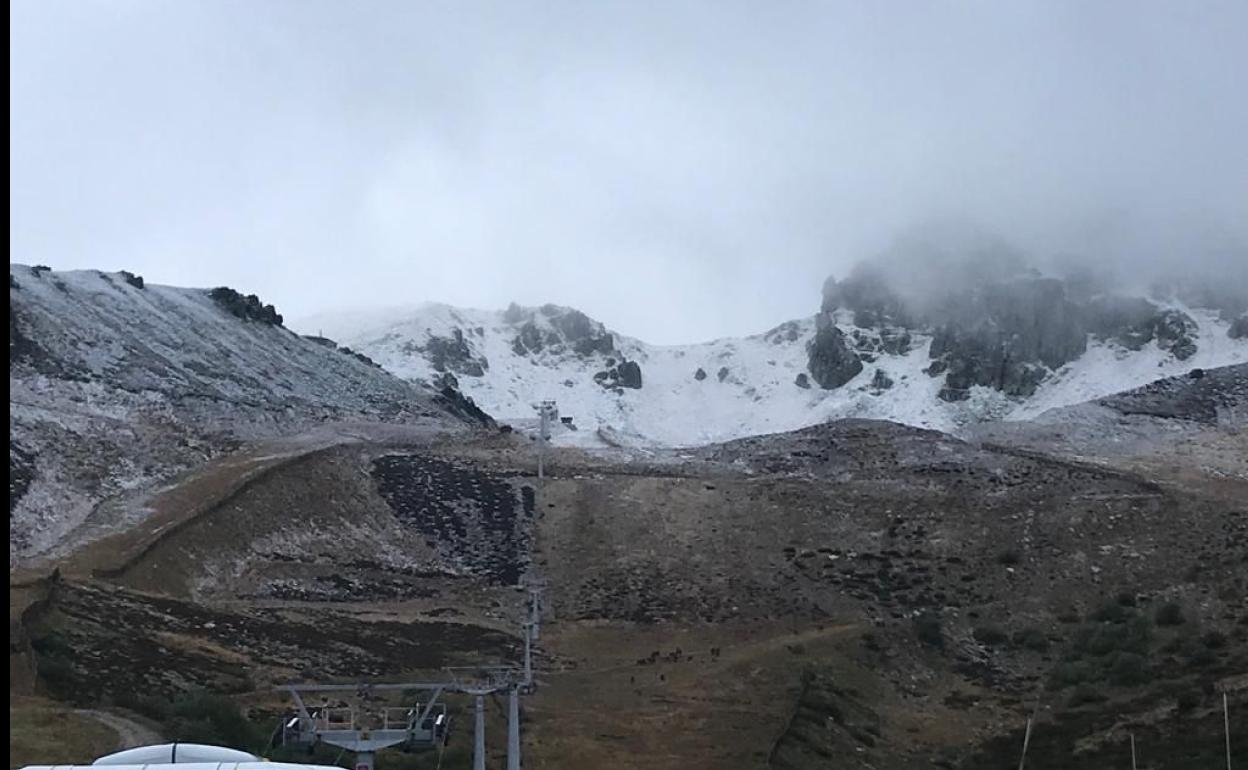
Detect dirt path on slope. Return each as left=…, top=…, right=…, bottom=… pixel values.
left=74, top=709, right=163, bottom=750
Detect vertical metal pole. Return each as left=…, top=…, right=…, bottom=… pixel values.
left=507, top=686, right=521, bottom=770
left=1227, top=692, right=1233, bottom=770
left=1130, top=733, right=1137, bottom=770
left=474, top=695, right=486, bottom=770
left=1017, top=717, right=1033, bottom=770
left=523, top=623, right=533, bottom=687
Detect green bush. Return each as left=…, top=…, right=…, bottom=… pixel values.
left=913, top=613, right=944, bottom=649
left=1106, top=652, right=1149, bottom=686
left=973, top=625, right=1010, bottom=646
left=1012, top=627, right=1050, bottom=652
left=166, top=692, right=264, bottom=751
left=1155, top=602, right=1186, bottom=626
left=117, top=693, right=175, bottom=722
left=1071, top=615, right=1152, bottom=658
left=1056, top=607, right=1082, bottom=624
left=1176, top=691, right=1200, bottom=713
left=1201, top=630, right=1228, bottom=649
left=1067, top=684, right=1107, bottom=706
left=1049, top=661, right=1094, bottom=688
left=1092, top=601, right=1132, bottom=623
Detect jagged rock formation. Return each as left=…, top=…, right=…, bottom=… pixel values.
left=423, top=328, right=488, bottom=376
left=1231, top=314, right=1248, bottom=339
left=807, top=314, right=863, bottom=389
left=819, top=250, right=1212, bottom=401
left=508, top=304, right=615, bottom=358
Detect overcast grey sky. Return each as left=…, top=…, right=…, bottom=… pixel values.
left=10, top=1, right=1248, bottom=343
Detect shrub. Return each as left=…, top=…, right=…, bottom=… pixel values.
left=1049, top=661, right=1093, bottom=689
left=1072, top=615, right=1152, bottom=658
left=1092, top=601, right=1132, bottom=623
left=117, top=693, right=175, bottom=722
left=1176, top=691, right=1200, bottom=713
left=1067, top=684, right=1107, bottom=706
left=913, top=613, right=944, bottom=649
left=1056, top=607, right=1082, bottom=624
left=1012, top=627, right=1050, bottom=652
left=973, top=625, right=1010, bottom=646
left=165, top=692, right=264, bottom=751
left=1106, top=652, right=1149, bottom=686
left=996, top=549, right=1021, bottom=566
left=1155, top=602, right=1186, bottom=626
left=1201, top=630, right=1228, bottom=649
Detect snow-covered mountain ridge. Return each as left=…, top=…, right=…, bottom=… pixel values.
left=297, top=294, right=1248, bottom=448
left=10, top=265, right=483, bottom=563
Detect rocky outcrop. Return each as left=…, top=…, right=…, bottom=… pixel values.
left=594, top=359, right=643, bottom=390
left=807, top=314, right=863, bottom=389
left=870, top=369, right=894, bottom=392
left=1152, top=309, right=1199, bottom=360
left=794, top=373, right=811, bottom=389
left=1085, top=296, right=1198, bottom=359
left=816, top=234, right=1243, bottom=402
left=550, top=308, right=616, bottom=356
left=694, top=367, right=707, bottom=381
left=423, top=329, right=488, bottom=376
left=924, top=277, right=1087, bottom=399
left=508, top=305, right=615, bottom=358
left=207, top=287, right=283, bottom=326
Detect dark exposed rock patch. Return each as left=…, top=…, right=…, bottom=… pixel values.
left=717, top=366, right=730, bottom=383
left=434, top=386, right=494, bottom=426
left=694, top=367, right=708, bottom=381
left=370, top=454, right=527, bottom=585
left=926, top=277, right=1087, bottom=399
left=207, top=287, right=283, bottom=326
left=1230, top=314, right=1248, bottom=339
left=506, top=304, right=615, bottom=358
left=338, top=346, right=383, bottom=369
left=870, top=369, right=894, bottom=392
left=594, top=359, right=643, bottom=390
left=807, top=314, right=863, bottom=389
left=794, top=373, right=811, bottom=389
left=422, top=329, right=488, bottom=376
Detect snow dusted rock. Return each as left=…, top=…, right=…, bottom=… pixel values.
left=9, top=265, right=480, bottom=564
left=1231, top=314, right=1248, bottom=340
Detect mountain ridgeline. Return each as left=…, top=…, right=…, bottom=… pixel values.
left=303, top=239, right=1248, bottom=444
